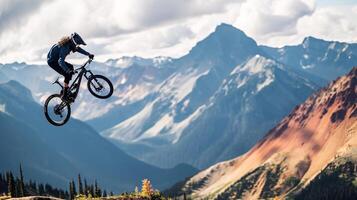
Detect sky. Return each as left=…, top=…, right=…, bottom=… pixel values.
left=0, top=0, right=356, bottom=64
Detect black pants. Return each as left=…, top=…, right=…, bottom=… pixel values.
left=48, top=61, right=74, bottom=84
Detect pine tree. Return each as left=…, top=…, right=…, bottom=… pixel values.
left=141, top=179, right=153, bottom=197
left=69, top=180, right=76, bottom=200
left=38, top=184, right=45, bottom=195
left=19, top=164, right=25, bottom=197
left=7, top=172, right=15, bottom=197
left=15, top=178, right=22, bottom=197
left=84, top=179, right=88, bottom=197
left=72, top=180, right=77, bottom=196
left=89, top=184, right=94, bottom=197
left=110, top=191, right=114, bottom=196
left=103, top=190, right=107, bottom=197
left=94, top=180, right=101, bottom=197
left=77, top=174, right=83, bottom=195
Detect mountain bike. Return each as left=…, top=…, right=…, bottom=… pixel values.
left=44, top=58, right=113, bottom=126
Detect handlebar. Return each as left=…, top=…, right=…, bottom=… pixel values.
left=74, top=58, right=93, bottom=72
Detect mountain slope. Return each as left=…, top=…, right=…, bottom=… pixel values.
left=134, top=55, right=317, bottom=169
left=261, top=37, right=357, bottom=85
left=100, top=24, right=322, bottom=169
left=176, top=66, right=357, bottom=199
left=0, top=111, right=79, bottom=187
left=0, top=81, right=197, bottom=192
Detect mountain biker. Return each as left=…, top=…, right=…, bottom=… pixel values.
left=47, top=32, right=94, bottom=98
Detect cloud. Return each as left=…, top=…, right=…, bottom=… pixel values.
left=234, top=0, right=315, bottom=45
left=0, top=0, right=46, bottom=33
left=0, top=0, right=238, bottom=63
left=0, top=0, right=356, bottom=63
left=296, top=5, right=357, bottom=42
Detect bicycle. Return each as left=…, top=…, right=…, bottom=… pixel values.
left=44, top=58, right=113, bottom=126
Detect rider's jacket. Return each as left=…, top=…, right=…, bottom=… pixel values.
left=47, top=42, right=90, bottom=72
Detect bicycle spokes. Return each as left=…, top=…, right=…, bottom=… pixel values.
left=87, top=75, right=113, bottom=99
left=45, top=95, right=70, bottom=125
left=92, top=80, right=106, bottom=94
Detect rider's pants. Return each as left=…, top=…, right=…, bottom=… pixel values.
left=48, top=61, right=74, bottom=84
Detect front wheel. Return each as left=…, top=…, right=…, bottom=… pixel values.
left=44, top=94, right=71, bottom=126
left=87, top=75, right=113, bottom=99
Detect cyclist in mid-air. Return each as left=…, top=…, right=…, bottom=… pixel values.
left=47, top=32, right=94, bottom=98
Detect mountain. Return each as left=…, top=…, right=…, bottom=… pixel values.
left=100, top=24, right=320, bottom=169
left=105, top=56, right=173, bottom=68
left=261, top=36, right=357, bottom=85
left=172, top=67, right=357, bottom=199
left=0, top=80, right=197, bottom=192
left=0, top=111, right=79, bottom=187
left=123, top=55, right=317, bottom=169
left=1, top=23, right=356, bottom=170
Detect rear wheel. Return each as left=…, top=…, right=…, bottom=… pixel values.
left=87, top=74, right=113, bottom=99
left=44, top=94, right=71, bottom=126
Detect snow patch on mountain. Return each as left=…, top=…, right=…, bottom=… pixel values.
left=158, top=69, right=210, bottom=104
left=0, top=104, right=6, bottom=113
left=256, top=71, right=274, bottom=92
left=230, top=55, right=277, bottom=92
left=114, top=82, right=155, bottom=105
left=139, top=104, right=207, bottom=143
left=105, top=102, right=154, bottom=141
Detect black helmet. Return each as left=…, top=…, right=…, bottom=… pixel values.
left=71, top=32, right=86, bottom=46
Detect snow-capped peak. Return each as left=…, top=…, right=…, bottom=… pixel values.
left=231, top=55, right=276, bottom=75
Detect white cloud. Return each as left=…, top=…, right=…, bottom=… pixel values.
left=0, top=0, right=356, bottom=64
left=233, top=0, right=315, bottom=46
left=0, top=0, right=238, bottom=63
left=296, top=5, right=357, bottom=43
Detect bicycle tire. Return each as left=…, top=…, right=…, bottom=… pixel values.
left=44, top=94, right=71, bottom=126
left=87, top=74, right=113, bottom=99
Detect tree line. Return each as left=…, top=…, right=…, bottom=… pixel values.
left=0, top=164, right=109, bottom=199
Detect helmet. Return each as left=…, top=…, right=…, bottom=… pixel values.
left=71, top=32, right=86, bottom=46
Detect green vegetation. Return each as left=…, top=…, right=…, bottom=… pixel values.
left=0, top=164, right=68, bottom=198
left=75, top=179, right=166, bottom=200
left=216, top=166, right=267, bottom=199
left=283, top=176, right=300, bottom=189
left=294, top=160, right=357, bottom=200
left=215, top=163, right=299, bottom=199
left=0, top=165, right=167, bottom=200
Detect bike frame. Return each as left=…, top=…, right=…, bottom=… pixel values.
left=54, top=58, right=95, bottom=101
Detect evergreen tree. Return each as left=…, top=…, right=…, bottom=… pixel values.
left=38, top=184, right=45, bottom=196
left=69, top=180, right=76, bottom=200
left=110, top=191, right=114, bottom=196
left=77, top=174, right=83, bottom=195
left=19, top=164, right=25, bottom=197
left=7, top=172, right=15, bottom=197
left=84, top=179, right=88, bottom=196
left=103, top=190, right=107, bottom=197
left=15, top=178, right=22, bottom=197
left=72, top=180, right=77, bottom=196
left=89, top=185, right=95, bottom=197
left=94, top=180, right=101, bottom=197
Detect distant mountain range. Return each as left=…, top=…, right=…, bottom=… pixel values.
left=169, top=66, right=357, bottom=199
left=0, top=80, right=197, bottom=192
left=0, top=23, right=356, bottom=171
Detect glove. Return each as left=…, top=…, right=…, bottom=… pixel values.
left=89, top=54, right=94, bottom=59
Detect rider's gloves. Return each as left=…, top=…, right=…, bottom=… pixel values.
left=89, top=54, right=94, bottom=59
